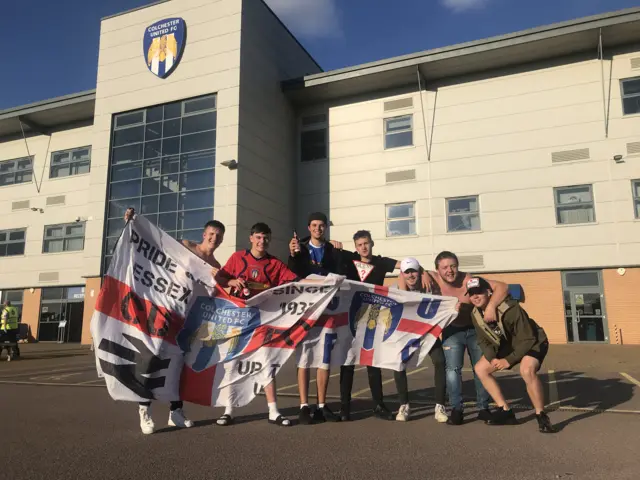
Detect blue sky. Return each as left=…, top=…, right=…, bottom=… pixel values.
left=1, top=0, right=638, bottom=110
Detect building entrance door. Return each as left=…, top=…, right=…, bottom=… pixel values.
left=562, top=271, right=609, bottom=343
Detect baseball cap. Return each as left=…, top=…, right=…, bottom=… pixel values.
left=400, top=257, right=421, bottom=273
left=465, top=277, right=491, bottom=295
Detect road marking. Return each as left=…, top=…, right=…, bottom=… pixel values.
left=351, top=367, right=428, bottom=398
left=547, top=369, right=559, bottom=407
left=620, top=372, right=640, bottom=387
left=0, top=380, right=105, bottom=387
left=76, top=378, right=105, bottom=385
left=0, top=364, right=95, bottom=379
left=30, top=372, right=84, bottom=381
left=277, top=367, right=367, bottom=392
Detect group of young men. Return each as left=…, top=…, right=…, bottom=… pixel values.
left=123, top=208, right=555, bottom=435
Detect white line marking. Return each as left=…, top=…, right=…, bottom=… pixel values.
left=277, top=366, right=367, bottom=392
left=547, top=369, right=559, bottom=406
left=620, top=372, right=640, bottom=387
left=352, top=367, right=428, bottom=398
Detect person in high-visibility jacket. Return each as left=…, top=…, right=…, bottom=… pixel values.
left=1, top=300, right=19, bottom=360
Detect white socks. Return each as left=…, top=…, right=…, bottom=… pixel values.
left=300, top=403, right=308, bottom=409
left=318, top=403, right=325, bottom=409
left=268, top=402, right=280, bottom=421
left=224, top=406, right=234, bottom=417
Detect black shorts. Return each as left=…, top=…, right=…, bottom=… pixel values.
left=498, top=341, right=549, bottom=369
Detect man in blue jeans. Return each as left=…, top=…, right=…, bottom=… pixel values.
left=421, top=251, right=509, bottom=425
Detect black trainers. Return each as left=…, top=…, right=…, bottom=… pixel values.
left=373, top=404, right=394, bottom=420
left=447, top=408, right=464, bottom=425
left=340, top=404, right=351, bottom=422
left=477, top=408, right=493, bottom=423
left=298, top=406, right=313, bottom=425
left=486, top=408, right=518, bottom=425
left=536, top=411, right=556, bottom=433
left=314, top=405, right=341, bottom=423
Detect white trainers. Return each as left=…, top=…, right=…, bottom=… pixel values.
left=168, top=408, right=194, bottom=428
left=434, top=404, right=449, bottom=423
left=139, top=406, right=155, bottom=435
left=396, top=404, right=411, bottom=422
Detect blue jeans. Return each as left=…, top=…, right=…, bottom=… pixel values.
left=442, top=326, right=490, bottom=411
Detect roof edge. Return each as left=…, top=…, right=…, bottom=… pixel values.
left=0, top=90, right=96, bottom=119
left=101, top=0, right=172, bottom=21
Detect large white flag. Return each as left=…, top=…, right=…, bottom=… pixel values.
left=296, top=278, right=458, bottom=371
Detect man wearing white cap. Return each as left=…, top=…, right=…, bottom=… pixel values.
left=393, top=257, right=448, bottom=422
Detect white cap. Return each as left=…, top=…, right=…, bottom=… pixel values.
left=400, top=257, right=420, bottom=273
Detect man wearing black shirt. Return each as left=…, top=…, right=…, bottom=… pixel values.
left=288, top=212, right=343, bottom=424
left=338, top=230, right=400, bottom=421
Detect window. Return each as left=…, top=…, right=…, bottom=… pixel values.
left=554, top=185, right=595, bottom=225
left=446, top=196, right=480, bottom=232
left=0, top=228, right=26, bottom=256
left=621, top=77, right=640, bottom=116
left=633, top=180, right=640, bottom=219
left=0, top=290, right=24, bottom=319
left=384, top=115, right=413, bottom=149
left=43, top=222, right=86, bottom=253
left=386, top=202, right=416, bottom=237
left=104, top=94, right=217, bottom=273
left=50, top=146, right=91, bottom=178
left=0, top=156, right=33, bottom=187
left=300, top=114, right=327, bottom=162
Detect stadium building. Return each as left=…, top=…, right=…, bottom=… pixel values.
left=1, top=0, right=640, bottom=346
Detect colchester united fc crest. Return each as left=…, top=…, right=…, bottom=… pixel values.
left=348, top=291, right=404, bottom=351
left=143, top=18, right=186, bottom=78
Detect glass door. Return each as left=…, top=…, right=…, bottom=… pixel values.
left=562, top=271, right=609, bottom=343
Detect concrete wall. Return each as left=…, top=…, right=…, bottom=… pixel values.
left=319, top=49, right=640, bottom=272
left=236, top=0, right=321, bottom=258
left=0, top=124, right=94, bottom=289
left=86, top=0, right=244, bottom=275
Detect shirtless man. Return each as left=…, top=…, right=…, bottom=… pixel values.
left=414, top=251, right=509, bottom=425
left=123, top=207, right=226, bottom=434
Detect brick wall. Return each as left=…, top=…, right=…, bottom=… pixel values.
left=21, top=288, right=41, bottom=341
left=81, top=277, right=102, bottom=345
left=603, top=268, right=640, bottom=345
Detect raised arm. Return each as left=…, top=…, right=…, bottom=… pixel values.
left=484, top=279, right=509, bottom=322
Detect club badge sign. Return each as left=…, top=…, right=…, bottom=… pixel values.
left=143, top=17, right=186, bottom=78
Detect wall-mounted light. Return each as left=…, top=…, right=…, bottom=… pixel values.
left=613, top=155, right=624, bottom=164
left=30, top=207, right=44, bottom=213
left=220, top=159, right=238, bottom=170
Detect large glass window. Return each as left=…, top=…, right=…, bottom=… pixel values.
left=50, top=146, right=91, bottom=178
left=0, top=290, right=24, bottom=319
left=554, top=185, right=595, bottom=225
left=0, top=156, right=33, bottom=187
left=103, top=94, right=217, bottom=273
left=43, top=223, right=86, bottom=253
left=621, top=77, right=640, bottom=116
left=0, top=228, right=26, bottom=256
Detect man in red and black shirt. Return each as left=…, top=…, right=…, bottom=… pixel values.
left=338, top=230, right=400, bottom=421
left=215, top=222, right=300, bottom=427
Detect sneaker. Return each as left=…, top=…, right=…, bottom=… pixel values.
left=536, top=411, right=557, bottom=433
left=446, top=408, right=464, bottom=425
left=396, top=404, right=411, bottom=422
left=486, top=408, right=518, bottom=426
left=299, top=406, right=313, bottom=425
left=373, top=404, right=394, bottom=421
left=340, top=404, right=351, bottom=422
left=477, top=408, right=493, bottom=423
left=139, top=406, right=155, bottom=435
left=168, top=408, right=194, bottom=428
left=314, top=405, right=341, bottom=423
left=434, top=404, right=448, bottom=423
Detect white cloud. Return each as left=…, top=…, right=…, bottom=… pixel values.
left=441, top=0, right=491, bottom=13
left=264, top=0, right=342, bottom=38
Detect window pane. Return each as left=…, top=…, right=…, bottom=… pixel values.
left=181, top=151, right=215, bottom=171
left=66, top=287, right=85, bottom=300
left=162, top=137, right=180, bottom=156
left=144, top=141, right=162, bottom=159
left=387, top=203, right=414, bottom=219
left=164, top=102, right=182, bottom=119
left=184, top=96, right=216, bottom=114
left=110, top=180, right=141, bottom=199
left=622, top=79, right=640, bottom=96
left=106, top=219, right=124, bottom=237
left=179, top=188, right=214, bottom=211
left=159, top=193, right=178, bottom=211
left=0, top=174, right=14, bottom=186
left=6, top=243, right=25, bottom=256
left=115, top=111, right=144, bottom=128
left=0, top=245, right=6, bottom=256
left=178, top=229, right=203, bottom=242
left=42, top=287, right=64, bottom=300
left=162, top=156, right=180, bottom=175
left=385, top=116, right=412, bottom=133
left=448, top=197, right=478, bottom=214
left=557, top=205, right=595, bottom=224
left=180, top=169, right=214, bottom=191
left=387, top=219, right=416, bottom=237
left=46, top=227, right=64, bottom=238
left=50, top=165, right=70, bottom=178
left=9, top=230, right=25, bottom=241
left=0, top=233, right=6, bottom=242
left=108, top=198, right=139, bottom=219
left=112, top=144, right=144, bottom=164
left=146, top=106, right=163, bottom=123
left=565, top=272, right=600, bottom=288
left=633, top=181, right=640, bottom=198
left=141, top=195, right=159, bottom=214
left=73, top=161, right=91, bottom=175
left=182, top=112, right=216, bottom=134
left=181, top=131, right=216, bottom=153
left=106, top=236, right=119, bottom=255
left=72, top=149, right=91, bottom=162
left=52, top=152, right=70, bottom=164
left=178, top=208, right=213, bottom=230
left=158, top=212, right=177, bottom=231
left=160, top=174, right=179, bottom=194
left=0, top=161, right=15, bottom=173
left=142, top=177, right=160, bottom=195
left=622, top=96, right=640, bottom=115
left=66, top=224, right=85, bottom=236
left=145, top=123, right=162, bottom=141
left=556, top=186, right=593, bottom=205
left=44, top=239, right=64, bottom=253
left=65, top=237, right=84, bottom=252
left=163, top=119, right=181, bottom=137
left=635, top=200, right=640, bottom=219
left=448, top=213, right=481, bottom=232
left=113, top=126, right=144, bottom=147
left=15, top=170, right=33, bottom=184
left=301, top=129, right=327, bottom=162
left=385, top=131, right=413, bottom=149
left=111, top=162, right=142, bottom=182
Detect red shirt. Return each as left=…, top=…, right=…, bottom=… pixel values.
left=220, top=250, right=299, bottom=298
